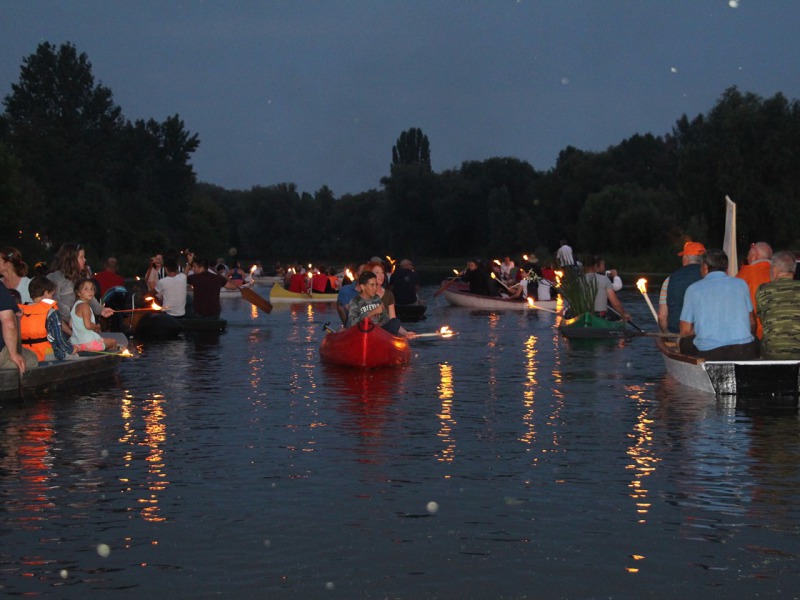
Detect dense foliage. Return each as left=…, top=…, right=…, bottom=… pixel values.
left=2, top=42, right=800, bottom=275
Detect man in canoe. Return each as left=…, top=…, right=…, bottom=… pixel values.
left=658, top=241, right=706, bottom=334
left=679, top=249, right=759, bottom=360
left=346, top=271, right=416, bottom=339
left=736, top=241, right=772, bottom=339
left=756, top=250, right=800, bottom=360
left=0, top=281, right=38, bottom=373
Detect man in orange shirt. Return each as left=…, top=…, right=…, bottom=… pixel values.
left=736, top=241, right=772, bottom=339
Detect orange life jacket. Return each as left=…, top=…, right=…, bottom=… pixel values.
left=19, top=300, right=56, bottom=361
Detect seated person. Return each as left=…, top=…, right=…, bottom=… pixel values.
left=346, top=271, right=415, bottom=339
left=93, top=257, right=125, bottom=296
left=756, top=250, right=800, bottom=360
left=311, top=266, right=335, bottom=294
left=389, top=259, right=420, bottom=305
left=20, top=276, right=77, bottom=361
left=70, top=279, right=118, bottom=351
left=337, top=263, right=365, bottom=324
left=460, top=260, right=497, bottom=296
left=155, top=258, right=187, bottom=317
left=288, top=267, right=309, bottom=294
left=227, top=261, right=247, bottom=287
left=585, top=256, right=630, bottom=320
left=679, top=249, right=758, bottom=360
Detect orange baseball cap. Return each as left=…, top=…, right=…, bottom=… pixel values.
left=678, top=241, right=706, bottom=256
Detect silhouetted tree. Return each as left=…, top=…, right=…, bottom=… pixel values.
left=391, top=127, right=431, bottom=170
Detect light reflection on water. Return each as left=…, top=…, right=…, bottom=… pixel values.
left=0, top=287, right=799, bottom=597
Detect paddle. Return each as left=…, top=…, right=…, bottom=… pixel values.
left=606, top=306, right=645, bottom=332
left=433, top=270, right=463, bottom=298
left=239, top=285, right=273, bottom=313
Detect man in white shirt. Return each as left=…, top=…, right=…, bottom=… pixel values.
left=155, top=258, right=187, bottom=317
left=556, top=239, right=574, bottom=267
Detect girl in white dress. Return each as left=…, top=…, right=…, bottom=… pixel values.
left=70, top=279, right=118, bottom=351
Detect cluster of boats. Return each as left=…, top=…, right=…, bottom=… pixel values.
left=4, top=265, right=798, bottom=403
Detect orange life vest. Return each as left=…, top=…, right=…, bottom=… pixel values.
left=19, top=300, right=56, bottom=361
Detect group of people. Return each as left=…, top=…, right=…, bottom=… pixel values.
left=0, top=244, right=259, bottom=375
left=658, top=240, right=800, bottom=360
left=457, top=255, right=560, bottom=303
left=0, top=243, right=121, bottom=374
left=335, top=258, right=420, bottom=339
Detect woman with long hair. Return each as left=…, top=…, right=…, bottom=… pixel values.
left=47, top=243, right=112, bottom=333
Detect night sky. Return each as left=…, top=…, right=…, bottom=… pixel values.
left=2, top=1, right=799, bottom=196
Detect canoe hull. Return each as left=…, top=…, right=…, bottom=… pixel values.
left=559, top=312, right=629, bottom=339
left=319, top=320, right=411, bottom=368
left=442, top=288, right=557, bottom=311
left=656, top=338, right=800, bottom=397
left=1, top=332, right=129, bottom=400
left=270, top=283, right=338, bottom=303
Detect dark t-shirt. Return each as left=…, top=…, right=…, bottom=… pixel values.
left=0, top=282, right=17, bottom=352
left=391, top=268, right=419, bottom=304
left=187, top=271, right=226, bottom=317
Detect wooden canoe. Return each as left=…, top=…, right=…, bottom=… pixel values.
left=1, top=332, right=129, bottom=401
left=319, top=319, right=411, bottom=368
left=270, top=282, right=338, bottom=303
left=656, top=337, right=800, bottom=397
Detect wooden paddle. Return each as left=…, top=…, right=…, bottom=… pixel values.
left=239, top=285, right=273, bottom=313
left=433, top=275, right=461, bottom=298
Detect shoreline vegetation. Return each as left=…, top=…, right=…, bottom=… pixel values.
left=4, top=42, right=800, bottom=277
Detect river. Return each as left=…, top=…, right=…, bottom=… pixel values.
left=1, top=284, right=798, bottom=599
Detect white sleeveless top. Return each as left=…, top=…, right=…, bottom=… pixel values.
left=69, top=300, right=102, bottom=345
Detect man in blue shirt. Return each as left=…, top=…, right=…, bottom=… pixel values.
left=679, top=249, right=759, bottom=360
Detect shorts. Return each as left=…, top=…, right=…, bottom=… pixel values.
left=73, top=339, right=106, bottom=352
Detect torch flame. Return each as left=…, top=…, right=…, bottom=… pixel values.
left=121, top=348, right=133, bottom=357
left=636, top=278, right=648, bottom=294
left=439, top=326, right=454, bottom=338
left=452, top=269, right=460, bottom=276
left=150, top=300, right=162, bottom=311
left=345, top=268, right=354, bottom=281
left=307, top=271, right=313, bottom=279
left=522, top=254, right=528, bottom=261
left=527, top=297, right=534, bottom=307
left=250, top=264, right=257, bottom=273
left=493, top=259, right=501, bottom=266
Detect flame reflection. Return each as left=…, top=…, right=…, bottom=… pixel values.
left=119, top=392, right=170, bottom=523
left=436, top=363, right=456, bottom=466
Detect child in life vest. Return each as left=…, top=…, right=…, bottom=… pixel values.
left=70, top=279, right=118, bottom=352
left=19, top=276, right=78, bottom=361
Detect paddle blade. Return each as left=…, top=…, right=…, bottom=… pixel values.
left=240, top=286, right=273, bottom=313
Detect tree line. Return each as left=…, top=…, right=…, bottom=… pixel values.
left=2, top=42, right=800, bottom=276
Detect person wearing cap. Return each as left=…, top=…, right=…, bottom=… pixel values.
left=658, top=241, right=706, bottom=334
left=679, top=249, right=758, bottom=360
left=736, top=241, right=772, bottom=339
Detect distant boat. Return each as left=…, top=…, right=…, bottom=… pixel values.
left=442, top=287, right=558, bottom=312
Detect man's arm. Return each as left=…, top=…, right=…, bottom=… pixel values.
left=0, top=309, right=27, bottom=374
left=679, top=320, right=694, bottom=337
left=606, top=289, right=630, bottom=321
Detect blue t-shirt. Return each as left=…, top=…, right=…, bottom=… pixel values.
left=337, top=282, right=359, bottom=308
left=680, top=271, right=754, bottom=351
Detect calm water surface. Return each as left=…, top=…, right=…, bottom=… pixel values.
left=1, top=285, right=799, bottom=599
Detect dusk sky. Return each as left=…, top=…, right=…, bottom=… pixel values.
left=2, top=1, right=799, bottom=196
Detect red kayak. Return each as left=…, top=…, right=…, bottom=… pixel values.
left=319, top=319, right=411, bottom=368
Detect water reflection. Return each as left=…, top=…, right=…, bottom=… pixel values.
left=436, top=363, right=456, bottom=466
left=119, top=392, right=169, bottom=523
